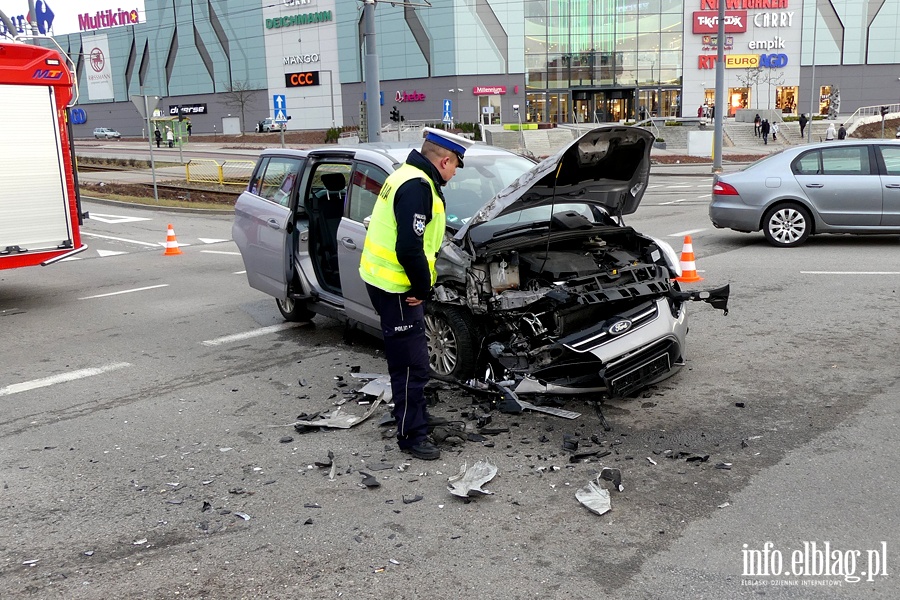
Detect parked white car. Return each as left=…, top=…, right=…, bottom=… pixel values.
left=93, top=127, right=121, bottom=139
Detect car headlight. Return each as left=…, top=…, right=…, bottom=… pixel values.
left=647, top=236, right=682, bottom=278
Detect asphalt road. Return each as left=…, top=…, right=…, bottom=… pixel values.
left=1, top=186, right=897, bottom=599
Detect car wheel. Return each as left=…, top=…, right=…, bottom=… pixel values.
left=763, top=203, right=812, bottom=248
left=425, top=306, right=477, bottom=381
left=276, top=297, right=315, bottom=322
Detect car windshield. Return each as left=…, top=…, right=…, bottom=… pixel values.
left=442, top=154, right=535, bottom=229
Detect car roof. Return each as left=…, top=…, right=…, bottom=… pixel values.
left=257, top=140, right=517, bottom=168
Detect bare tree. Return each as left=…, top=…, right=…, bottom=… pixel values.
left=736, top=68, right=763, bottom=109
left=760, top=69, right=786, bottom=111
left=222, top=81, right=262, bottom=134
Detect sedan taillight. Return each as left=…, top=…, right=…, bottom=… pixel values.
left=713, top=181, right=739, bottom=196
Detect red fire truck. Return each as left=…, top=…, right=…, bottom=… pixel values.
left=0, top=40, right=86, bottom=270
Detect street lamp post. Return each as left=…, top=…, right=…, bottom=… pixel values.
left=448, top=87, right=462, bottom=128
left=808, top=0, right=819, bottom=143
left=322, top=69, right=336, bottom=129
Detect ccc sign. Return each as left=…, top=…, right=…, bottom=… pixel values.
left=284, top=71, right=320, bottom=88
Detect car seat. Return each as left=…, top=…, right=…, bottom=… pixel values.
left=309, top=172, right=346, bottom=287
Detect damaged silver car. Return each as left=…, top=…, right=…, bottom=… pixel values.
left=233, top=126, right=729, bottom=398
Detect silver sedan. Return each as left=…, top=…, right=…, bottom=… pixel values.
left=709, top=139, right=900, bottom=247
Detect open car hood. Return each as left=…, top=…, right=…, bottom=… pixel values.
left=454, top=125, right=654, bottom=241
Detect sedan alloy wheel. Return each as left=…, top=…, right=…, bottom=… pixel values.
left=763, top=203, right=812, bottom=248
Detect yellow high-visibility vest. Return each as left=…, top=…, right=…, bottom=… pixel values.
left=359, top=163, right=445, bottom=293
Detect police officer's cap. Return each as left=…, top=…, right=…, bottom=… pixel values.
left=422, top=127, right=473, bottom=168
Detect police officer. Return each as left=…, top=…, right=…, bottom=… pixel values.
left=359, top=127, right=472, bottom=460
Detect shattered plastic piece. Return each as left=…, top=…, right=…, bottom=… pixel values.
left=568, top=449, right=606, bottom=463
left=389, top=559, right=400, bottom=565
left=133, top=539, right=148, bottom=545
left=647, top=457, right=657, bottom=465
left=303, top=503, right=321, bottom=509
left=718, top=502, right=731, bottom=509
left=328, top=462, right=337, bottom=480
left=234, top=512, right=251, bottom=521
left=575, top=477, right=612, bottom=516
left=22, top=559, right=39, bottom=566
left=478, top=427, right=510, bottom=435
left=279, top=436, right=294, bottom=443
left=402, top=494, right=424, bottom=504
left=359, top=376, right=392, bottom=401
left=84, top=551, right=94, bottom=556
left=304, top=518, right=313, bottom=525
left=315, top=450, right=335, bottom=468
left=359, top=472, right=380, bottom=488
left=715, top=462, right=732, bottom=470
left=447, top=460, right=498, bottom=497
left=562, top=435, right=579, bottom=452
left=685, top=454, right=710, bottom=463
left=600, top=467, right=624, bottom=492
left=289, top=393, right=384, bottom=429
left=518, top=400, right=581, bottom=420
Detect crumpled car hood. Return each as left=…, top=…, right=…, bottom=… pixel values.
left=453, top=125, right=654, bottom=242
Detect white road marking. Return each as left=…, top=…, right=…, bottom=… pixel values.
left=0, top=362, right=132, bottom=397
left=79, top=284, right=169, bottom=300
left=668, top=228, right=707, bottom=237
left=647, top=184, right=665, bottom=189
left=157, top=242, right=191, bottom=248
left=659, top=198, right=688, bottom=205
left=89, top=213, right=152, bottom=224
left=200, top=250, right=241, bottom=255
left=201, top=322, right=303, bottom=347
left=81, top=232, right=159, bottom=247
left=96, top=249, right=127, bottom=257
left=697, top=194, right=711, bottom=198
left=801, top=271, right=900, bottom=275
left=666, top=184, right=692, bottom=189
left=59, top=257, right=82, bottom=261
left=198, top=238, right=229, bottom=244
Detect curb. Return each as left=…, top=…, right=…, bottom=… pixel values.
left=81, top=195, right=234, bottom=216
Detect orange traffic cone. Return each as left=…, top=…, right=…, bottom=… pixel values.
left=675, top=235, right=703, bottom=283
left=163, top=223, right=182, bottom=256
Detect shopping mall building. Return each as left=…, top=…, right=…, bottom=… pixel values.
left=3, top=0, right=899, bottom=136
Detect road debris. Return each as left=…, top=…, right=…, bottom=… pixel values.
left=314, top=450, right=334, bottom=468
left=286, top=393, right=384, bottom=430
left=402, top=494, right=424, bottom=504
left=359, top=472, right=380, bottom=488
left=600, top=467, right=624, bottom=492
left=234, top=512, right=251, bottom=521
left=517, top=399, right=581, bottom=419
left=575, top=476, right=612, bottom=516
left=447, top=460, right=498, bottom=497
left=647, top=457, right=657, bottom=465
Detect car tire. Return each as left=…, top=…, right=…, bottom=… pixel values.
left=425, top=305, right=478, bottom=381
left=276, top=297, right=315, bottom=322
left=763, top=203, right=812, bottom=248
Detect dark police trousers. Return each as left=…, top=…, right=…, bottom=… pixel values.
left=366, top=284, right=430, bottom=448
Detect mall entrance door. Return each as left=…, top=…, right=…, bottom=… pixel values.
left=573, top=89, right=634, bottom=123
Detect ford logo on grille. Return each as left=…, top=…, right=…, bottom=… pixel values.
left=608, top=319, right=632, bottom=335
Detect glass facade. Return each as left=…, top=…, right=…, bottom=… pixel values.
left=525, top=0, right=682, bottom=122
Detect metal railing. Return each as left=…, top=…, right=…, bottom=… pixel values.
left=841, top=103, right=900, bottom=134
left=185, top=159, right=255, bottom=186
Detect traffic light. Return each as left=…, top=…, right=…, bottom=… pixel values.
left=881, top=106, right=890, bottom=117
left=390, top=106, right=400, bottom=122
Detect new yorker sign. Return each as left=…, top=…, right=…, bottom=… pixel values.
left=700, top=0, right=788, bottom=8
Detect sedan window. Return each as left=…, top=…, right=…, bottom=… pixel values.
left=794, top=151, right=821, bottom=175
left=819, top=146, right=871, bottom=175
left=258, top=157, right=303, bottom=206
left=348, top=163, right=387, bottom=223
left=878, top=146, right=900, bottom=175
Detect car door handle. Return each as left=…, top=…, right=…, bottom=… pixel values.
left=885, top=184, right=900, bottom=189
left=340, top=237, right=357, bottom=250
left=266, top=218, right=281, bottom=229
left=805, top=183, right=824, bottom=188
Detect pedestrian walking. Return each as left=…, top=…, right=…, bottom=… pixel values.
left=838, top=123, right=846, bottom=140
left=154, top=127, right=161, bottom=148
left=761, top=119, right=770, bottom=144
left=825, top=122, right=836, bottom=141
left=771, top=122, right=779, bottom=141
left=754, top=113, right=761, bottom=137
left=166, top=127, right=174, bottom=148
left=187, top=122, right=192, bottom=137
left=799, top=113, right=808, bottom=138
left=358, top=128, right=473, bottom=461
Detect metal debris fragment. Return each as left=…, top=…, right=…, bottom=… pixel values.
left=647, top=457, right=657, bottom=465
left=575, top=477, right=612, bottom=516
left=287, top=393, right=384, bottom=429
left=447, top=460, right=498, bottom=497
left=359, top=472, right=380, bottom=488
left=517, top=399, right=581, bottom=419
left=234, top=512, right=251, bottom=521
